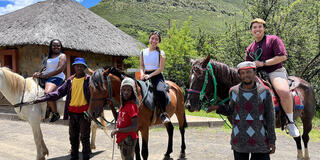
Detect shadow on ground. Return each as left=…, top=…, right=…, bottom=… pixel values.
left=48, top=151, right=105, bottom=160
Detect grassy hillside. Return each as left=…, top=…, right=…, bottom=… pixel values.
left=90, top=0, right=245, bottom=38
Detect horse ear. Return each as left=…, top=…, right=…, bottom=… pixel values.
left=104, top=68, right=110, bottom=76
left=190, top=59, right=195, bottom=64
left=87, top=68, right=94, bottom=76
left=201, top=54, right=211, bottom=68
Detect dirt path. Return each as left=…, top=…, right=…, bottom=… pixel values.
left=0, top=119, right=319, bottom=160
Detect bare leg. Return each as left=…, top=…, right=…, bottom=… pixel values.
left=270, top=77, right=293, bottom=114
left=271, top=77, right=299, bottom=137
left=44, top=83, right=58, bottom=113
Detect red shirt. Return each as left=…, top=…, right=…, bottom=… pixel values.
left=246, top=35, right=287, bottom=73
left=116, top=101, right=139, bottom=143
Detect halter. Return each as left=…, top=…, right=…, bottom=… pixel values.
left=188, top=62, right=229, bottom=111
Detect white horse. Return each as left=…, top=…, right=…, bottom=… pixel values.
left=0, top=67, right=105, bottom=160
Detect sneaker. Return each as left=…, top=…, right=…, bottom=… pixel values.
left=160, top=113, right=171, bottom=124
left=287, top=122, right=300, bottom=137
left=50, top=112, right=60, bottom=123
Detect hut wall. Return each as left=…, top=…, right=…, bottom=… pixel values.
left=82, top=52, right=113, bottom=70
left=18, top=45, right=47, bottom=77
left=0, top=47, right=3, bottom=65
left=17, top=45, right=115, bottom=77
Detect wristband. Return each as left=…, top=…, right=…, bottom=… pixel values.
left=262, top=60, right=266, bottom=66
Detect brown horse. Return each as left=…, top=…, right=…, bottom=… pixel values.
left=184, top=54, right=315, bottom=160
left=87, top=68, right=188, bottom=160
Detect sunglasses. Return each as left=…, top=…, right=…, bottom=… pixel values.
left=151, top=31, right=160, bottom=35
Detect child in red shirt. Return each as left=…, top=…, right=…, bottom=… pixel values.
left=111, top=77, right=139, bottom=160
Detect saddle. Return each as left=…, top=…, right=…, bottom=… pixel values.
left=136, top=80, right=171, bottom=111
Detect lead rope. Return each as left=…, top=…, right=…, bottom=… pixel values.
left=112, top=124, right=116, bottom=160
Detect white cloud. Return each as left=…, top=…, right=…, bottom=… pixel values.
left=75, top=0, right=83, bottom=2
left=0, top=0, right=45, bottom=15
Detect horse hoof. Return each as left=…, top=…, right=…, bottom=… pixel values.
left=179, top=152, right=186, bottom=159
left=163, top=155, right=173, bottom=160
left=304, top=157, right=310, bottom=160
left=91, top=145, right=96, bottom=150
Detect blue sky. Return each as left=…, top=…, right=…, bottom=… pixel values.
left=0, top=0, right=101, bottom=15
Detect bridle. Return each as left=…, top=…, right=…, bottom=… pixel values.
left=85, top=75, right=115, bottom=128
left=187, top=62, right=229, bottom=111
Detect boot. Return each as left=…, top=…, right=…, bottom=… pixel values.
left=160, top=113, right=170, bottom=124
left=50, top=112, right=60, bottom=122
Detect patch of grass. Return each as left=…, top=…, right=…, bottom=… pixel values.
left=185, top=109, right=224, bottom=118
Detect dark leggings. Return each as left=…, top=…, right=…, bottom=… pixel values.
left=145, top=71, right=167, bottom=112
left=233, top=150, right=270, bottom=160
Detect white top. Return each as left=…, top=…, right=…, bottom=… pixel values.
left=141, top=48, right=165, bottom=71
left=43, top=55, right=65, bottom=80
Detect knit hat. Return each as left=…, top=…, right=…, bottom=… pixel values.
left=120, top=77, right=139, bottom=106
left=237, top=61, right=256, bottom=71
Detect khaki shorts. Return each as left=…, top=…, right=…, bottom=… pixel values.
left=268, top=67, right=288, bottom=80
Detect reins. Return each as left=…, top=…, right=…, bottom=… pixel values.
left=13, top=79, right=27, bottom=112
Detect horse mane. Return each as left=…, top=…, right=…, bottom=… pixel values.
left=90, top=68, right=107, bottom=91
left=90, top=67, right=134, bottom=91
left=0, top=67, right=32, bottom=94
left=210, top=60, right=240, bottom=88
left=108, top=67, right=133, bottom=80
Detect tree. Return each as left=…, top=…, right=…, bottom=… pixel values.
left=161, top=17, right=198, bottom=89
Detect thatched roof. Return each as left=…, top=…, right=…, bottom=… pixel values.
left=0, top=0, right=143, bottom=56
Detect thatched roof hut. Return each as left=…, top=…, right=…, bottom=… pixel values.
left=0, top=0, right=144, bottom=81
left=0, top=0, right=142, bottom=56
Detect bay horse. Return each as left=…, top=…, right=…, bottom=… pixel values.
left=184, top=54, right=315, bottom=160
left=87, top=68, right=188, bottom=160
left=0, top=67, right=104, bottom=160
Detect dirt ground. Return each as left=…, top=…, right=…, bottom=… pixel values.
left=0, top=119, right=319, bottom=160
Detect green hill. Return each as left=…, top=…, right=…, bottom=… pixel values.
left=90, top=0, right=245, bottom=38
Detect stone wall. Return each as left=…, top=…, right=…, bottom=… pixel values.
left=82, top=52, right=113, bottom=70
left=18, top=45, right=47, bottom=77
left=17, top=45, right=115, bottom=77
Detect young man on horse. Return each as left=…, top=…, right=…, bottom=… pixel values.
left=139, top=31, right=170, bottom=123
left=246, top=18, right=299, bottom=137
left=34, top=58, right=92, bottom=160
left=210, top=61, right=276, bottom=160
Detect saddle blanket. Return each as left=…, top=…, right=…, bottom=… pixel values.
left=257, top=77, right=303, bottom=111
left=273, top=89, right=303, bottom=111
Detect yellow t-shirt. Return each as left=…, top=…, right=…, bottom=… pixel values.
left=69, top=77, right=88, bottom=106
